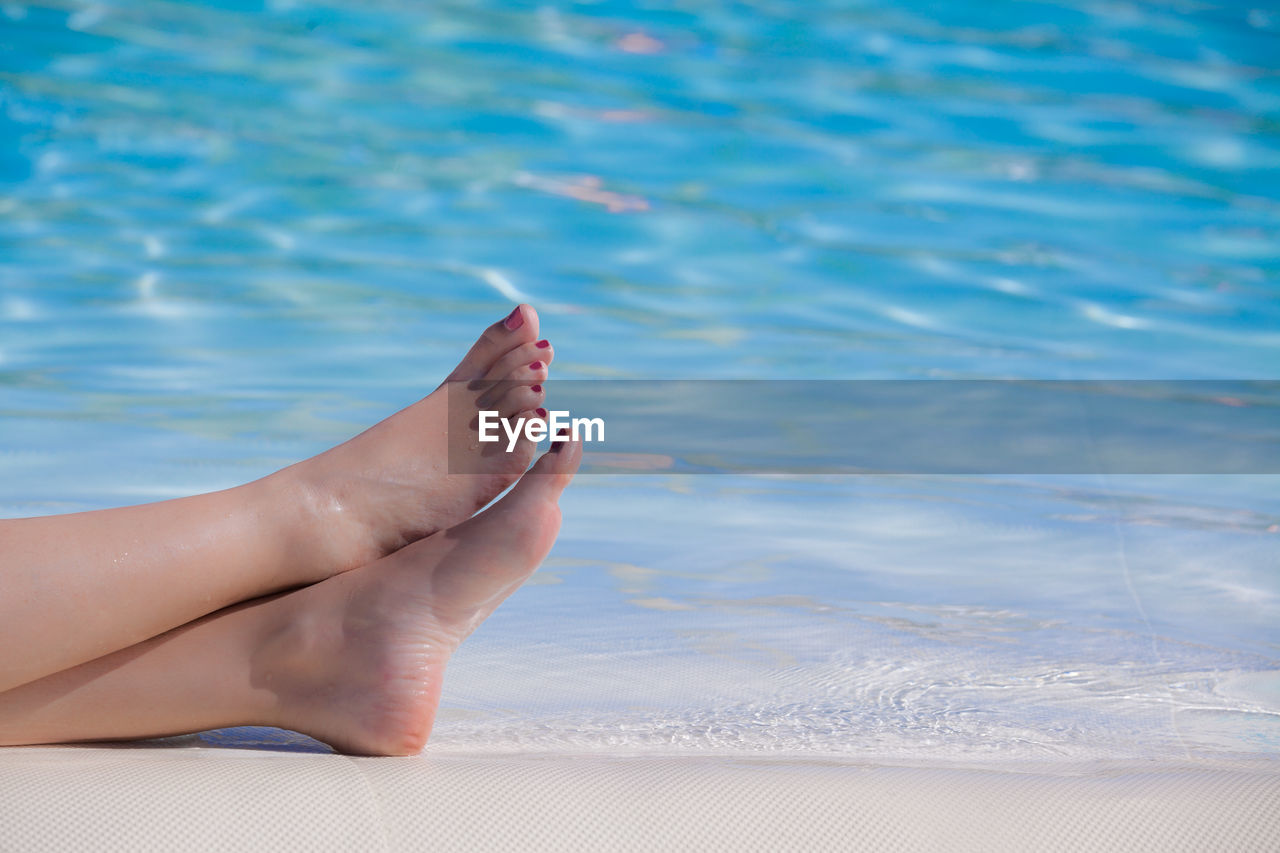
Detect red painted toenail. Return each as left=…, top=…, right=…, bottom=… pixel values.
left=503, top=307, right=523, bottom=331
left=536, top=407, right=548, bottom=418
left=531, top=384, right=542, bottom=393
left=529, top=361, right=543, bottom=370
left=536, top=339, right=550, bottom=348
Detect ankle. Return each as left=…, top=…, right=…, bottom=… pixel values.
left=251, top=467, right=369, bottom=585
left=249, top=587, right=338, bottom=726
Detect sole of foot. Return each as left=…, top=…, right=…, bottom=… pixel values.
left=262, top=437, right=582, bottom=756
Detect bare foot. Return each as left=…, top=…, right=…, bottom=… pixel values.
left=277, top=304, right=556, bottom=580
left=262, top=437, right=581, bottom=755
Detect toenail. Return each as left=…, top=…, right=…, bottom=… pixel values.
left=536, top=339, right=550, bottom=349
left=536, top=407, right=547, bottom=418
left=531, top=384, right=542, bottom=393
left=529, top=361, right=543, bottom=370
left=503, top=307, right=524, bottom=331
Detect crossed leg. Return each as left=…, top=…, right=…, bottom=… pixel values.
left=0, top=305, right=552, bottom=694
left=0, top=440, right=581, bottom=755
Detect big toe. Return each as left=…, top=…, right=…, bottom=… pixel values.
left=447, top=304, right=540, bottom=381
left=508, top=432, right=582, bottom=499
left=431, top=438, right=582, bottom=622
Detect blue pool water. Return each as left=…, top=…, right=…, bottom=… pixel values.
left=2, top=1, right=1278, bottom=763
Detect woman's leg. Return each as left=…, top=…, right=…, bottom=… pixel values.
left=0, top=305, right=554, bottom=693
left=0, top=440, right=580, bottom=756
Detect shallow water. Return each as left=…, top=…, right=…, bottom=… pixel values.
left=1, top=1, right=1278, bottom=763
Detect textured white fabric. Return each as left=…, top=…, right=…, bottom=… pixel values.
left=1, top=735, right=1277, bottom=852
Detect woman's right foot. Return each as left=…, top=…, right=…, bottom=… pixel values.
left=272, top=304, right=557, bottom=584
left=264, top=438, right=581, bottom=755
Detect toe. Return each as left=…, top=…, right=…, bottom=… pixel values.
left=492, top=382, right=545, bottom=418
left=512, top=434, right=582, bottom=495
left=474, top=435, right=579, bottom=533
left=447, top=305, right=540, bottom=381
left=429, top=439, right=580, bottom=620
left=483, top=339, right=553, bottom=381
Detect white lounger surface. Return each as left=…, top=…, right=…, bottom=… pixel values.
left=1, top=731, right=1276, bottom=852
